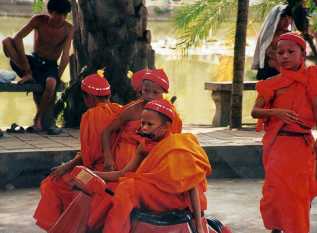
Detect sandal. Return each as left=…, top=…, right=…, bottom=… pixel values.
left=6, top=123, right=25, bottom=133
left=26, top=126, right=42, bottom=133
left=46, top=126, right=63, bottom=135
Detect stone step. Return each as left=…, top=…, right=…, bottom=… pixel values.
left=0, top=127, right=265, bottom=189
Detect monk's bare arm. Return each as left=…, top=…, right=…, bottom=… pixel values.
left=13, top=16, right=38, bottom=74
left=51, top=152, right=82, bottom=179
left=189, top=187, right=204, bottom=233
left=251, top=96, right=274, bottom=119
left=251, top=96, right=300, bottom=124
left=96, top=145, right=145, bottom=181
left=101, top=106, right=139, bottom=170
left=58, top=25, right=73, bottom=79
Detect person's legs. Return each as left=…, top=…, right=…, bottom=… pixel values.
left=33, top=78, right=56, bottom=130
left=2, top=37, right=33, bottom=83
left=32, top=93, right=41, bottom=128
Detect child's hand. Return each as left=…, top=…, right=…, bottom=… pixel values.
left=136, top=143, right=147, bottom=157
left=196, top=219, right=205, bottom=233
left=104, top=157, right=115, bottom=171
left=50, top=163, right=71, bottom=179
left=273, top=108, right=302, bottom=125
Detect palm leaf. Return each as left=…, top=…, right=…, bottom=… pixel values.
left=174, top=0, right=286, bottom=50
left=250, top=0, right=285, bottom=19
left=174, top=0, right=236, bottom=50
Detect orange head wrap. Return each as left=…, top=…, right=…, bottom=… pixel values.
left=144, top=99, right=175, bottom=121
left=81, top=72, right=111, bottom=96
left=131, top=69, right=169, bottom=93
left=277, top=32, right=306, bottom=51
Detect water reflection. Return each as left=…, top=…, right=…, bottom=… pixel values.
left=0, top=17, right=257, bottom=128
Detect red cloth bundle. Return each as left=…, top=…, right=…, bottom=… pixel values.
left=70, top=165, right=107, bottom=195
left=48, top=192, right=91, bottom=233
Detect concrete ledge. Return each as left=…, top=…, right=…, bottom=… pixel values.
left=0, top=149, right=77, bottom=188
left=205, top=145, right=263, bottom=179
left=0, top=145, right=264, bottom=189
left=0, top=127, right=265, bottom=189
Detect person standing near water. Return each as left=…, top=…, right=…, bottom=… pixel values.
left=252, top=4, right=292, bottom=80
left=252, top=32, right=317, bottom=233
left=2, top=0, right=73, bottom=134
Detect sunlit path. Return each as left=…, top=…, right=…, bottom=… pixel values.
left=1, top=180, right=317, bottom=233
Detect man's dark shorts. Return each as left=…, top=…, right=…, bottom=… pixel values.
left=10, top=53, right=58, bottom=89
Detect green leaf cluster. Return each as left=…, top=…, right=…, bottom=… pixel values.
left=174, top=0, right=285, bottom=49
left=32, top=0, right=45, bottom=13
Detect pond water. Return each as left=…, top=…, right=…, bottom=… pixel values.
left=0, top=17, right=257, bottom=128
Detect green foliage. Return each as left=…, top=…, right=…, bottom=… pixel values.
left=308, top=0, right=317, bottom=31
left=153, top=6, right=171, bottom=16
left=32, top=0, right=45, bottom=13
left=174, top=0, right=285, bottom=49
left=174, top=0, right=236, bottom=49
left=250, top=0, right=285, bottom=20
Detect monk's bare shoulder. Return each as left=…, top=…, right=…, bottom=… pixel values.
left=120, top=100, right=144, bottom=121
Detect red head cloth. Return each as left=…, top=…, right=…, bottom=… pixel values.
left=131, top=69, right=169, bottom=93
left=277, top=32, right=306, bottom=50
left=81, top=72, right=111, bottom=96
left=144, top=99, right=175, bottom=121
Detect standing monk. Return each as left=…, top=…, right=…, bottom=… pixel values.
left=251, top=32, right=317, bottom=233
left=33, top=72, right=122, bottom=231
left=2, top=0, right=73, bottom=134
left=102, top=68, right=182, bottom=171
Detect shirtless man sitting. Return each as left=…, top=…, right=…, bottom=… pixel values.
left=2, top=0, right=73, bottom=133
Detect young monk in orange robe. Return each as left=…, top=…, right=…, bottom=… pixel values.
left=97, top=99, right=211, bottom=233
left=33, top=72, right=122, bottom=231
left=102, top=68, right=182, bottom=171
left=251, top=32, right=317, bottom=233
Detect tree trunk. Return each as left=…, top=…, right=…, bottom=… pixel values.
left=62, top=0, right=155, bottom=127
left=75, top=0, right=155, bottom=101
left=230, top=0, right=249, bottom=129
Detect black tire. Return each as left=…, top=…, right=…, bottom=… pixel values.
left=206, top=217, right=224, bottom=233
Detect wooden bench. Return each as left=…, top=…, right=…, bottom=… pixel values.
left=0, top=82, right=64, bottom=92
left=204, top=81, right=257, bottom=127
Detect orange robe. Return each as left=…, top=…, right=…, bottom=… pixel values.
left=103, top=133, right=211, bottom=233
left=256, top=66, right=317, bottom=233
left=112, top=99, right=183, bottom=170
left=33, top=102, right=122, bottom=231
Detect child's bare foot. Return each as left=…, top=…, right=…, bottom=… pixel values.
left=33, top=117, right=42, bottom=131
left=18, top=73, right=33, bottom=84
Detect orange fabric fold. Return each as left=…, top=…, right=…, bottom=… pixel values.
left=111, top=99, right=183, bottom=170
left=80, top=102, right=122, bottom=170
left=256, top=65, right=317, bottom=233
left=103, top=133, right=211, bottom=233
left=34, top=102, right=122, bottom=231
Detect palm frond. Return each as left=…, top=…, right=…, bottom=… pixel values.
left=250, top=0, right=285, bottom=20
left=174, top=0, right=236, bottom=50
